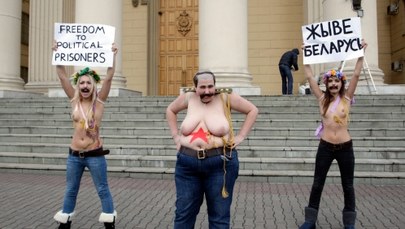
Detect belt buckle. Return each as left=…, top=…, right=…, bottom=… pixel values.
left=78, top=150, right=85, bottom=158
left=197, top=149, right=206, bottom=159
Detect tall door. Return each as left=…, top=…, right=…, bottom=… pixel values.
left=159, top=0, right=199, bottom=95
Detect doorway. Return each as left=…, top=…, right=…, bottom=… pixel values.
left=158, top=0, right=199, bottom=95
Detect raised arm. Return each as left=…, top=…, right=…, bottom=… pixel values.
left=304, top=64, right=323, bottom=99
left=302, top=44, right=323, bottom=99
left=56, top=65, right=75, bottom=99
left=98, top=43, right=118, bottom=101
left=346, top=40, right=368, bottom=99
left=53, top=42, right=75, bottom=99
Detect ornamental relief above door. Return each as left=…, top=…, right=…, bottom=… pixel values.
left=159, top=0, right=199, bottom=96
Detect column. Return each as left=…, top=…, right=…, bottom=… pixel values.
left=199, top=0, right=260, bottom=95
left=25, top=0, right=73, bottom=93
left=75, top=0, right=126, bottom=89
left=0, top=0, right=24, bottom=90
left=303, top=0, right=324, bottom=78
left=323, top=0, right=384, bottom=92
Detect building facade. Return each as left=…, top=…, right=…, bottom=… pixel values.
left=1, top=0, right=404, bottom=96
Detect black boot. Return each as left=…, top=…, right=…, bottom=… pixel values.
left=57, top=221, right=71, bottom=229
left=99, top=211, right=117, bottom=229
left=299, top=207, right=318, bottom=229
left=54, top=211, right=74, bottom=229
left=343, top=211, right=356, bottom=229
left=104, top=222, right=115, bottom=229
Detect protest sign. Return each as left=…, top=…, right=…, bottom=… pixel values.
left=302, top=17, right=364, bottom=65
left=52, top=23, right=115, bottom=67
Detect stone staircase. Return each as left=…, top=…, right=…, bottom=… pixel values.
left=0, top=94, right=404, bottom=184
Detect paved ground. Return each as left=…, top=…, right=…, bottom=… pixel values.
left=1, top=171, right=404, bottom=229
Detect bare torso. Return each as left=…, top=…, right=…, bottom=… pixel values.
left=319, top=96, right=351, bottom=144
left=70, top=100, right=104, bottom=150
left=179, top=92, right=231, bottom=150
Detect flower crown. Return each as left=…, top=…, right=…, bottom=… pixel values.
left=323, top=69, right=346, bottom=84
left=71, top=67, right=100, bottom=85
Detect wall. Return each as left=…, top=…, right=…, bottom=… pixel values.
left=122, top=0, right=148, bottom=95
left=248, top=0, right=304, bottom=95
left=377, top=0, right=393, bottom=84
left=120, top=0, right=404, bottom=95
left=387, top=0, right=405, bottom=83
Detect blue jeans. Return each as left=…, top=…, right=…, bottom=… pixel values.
left=308, top=139, right=356, bottom=212
left=62, top=152, right=114, bottom=214
left=174, top=150, right=239, bottom=229
left=279, top=64, right=293, bottom=94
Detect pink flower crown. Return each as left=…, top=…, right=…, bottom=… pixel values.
left=323, top=69, right=346, bottom=84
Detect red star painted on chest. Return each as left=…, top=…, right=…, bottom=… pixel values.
left=189, top=127, right=209, bottom=143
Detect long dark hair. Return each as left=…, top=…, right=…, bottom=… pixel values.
left=322, top=79, right=346, bottom=116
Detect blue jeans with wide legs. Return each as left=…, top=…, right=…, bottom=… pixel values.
left=279, top=64, right=294, bottom=94
left=174, top=150, right=239, bottom=229
left=62, top=153, right=114, bottom=214
left=308, top=139, right=356, bottom=212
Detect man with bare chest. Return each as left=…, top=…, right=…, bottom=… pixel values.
left=166, top=71, right=258, bottom=228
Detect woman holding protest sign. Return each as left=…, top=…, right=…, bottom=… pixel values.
left=52, top=42, right=118, bottom=229
left=298, top=39, right=367, bottom=229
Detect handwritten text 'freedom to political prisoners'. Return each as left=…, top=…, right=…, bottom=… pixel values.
left=53, top=24, right=115, bottom=67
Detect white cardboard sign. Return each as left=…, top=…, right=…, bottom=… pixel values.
left=52, top=23, right=115, bottom=67
left=302, top=17, right=364, bottom=65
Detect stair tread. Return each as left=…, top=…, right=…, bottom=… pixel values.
left=1, top=152, right=404, bottom=163
left=1, top=133, right=405, bottom=140
left=1, top=94, right=404, bottom=184
left=0, top=143, right=404, bottom=151
left=1, top=162, right=404, bottom=178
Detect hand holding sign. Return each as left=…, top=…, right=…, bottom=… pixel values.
left=302, top=17, right=364, bottom=65
left=52, top=23, right=116, bottom=67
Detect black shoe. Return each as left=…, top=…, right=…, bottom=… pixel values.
left=57, top=221, right=71, bottom=229
left=104, top=222, right=115, bottom=229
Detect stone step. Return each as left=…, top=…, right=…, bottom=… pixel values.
left=0, top=118, right=403, bottom=129
left=1, top=94, right=404, bottom=104
left=1, top=133, right=404, bottom=147
left=1, top=143, right=404, bottom=159
left=1, top=126, right=404, bottom=137
left=1, top=152, right=405, bottom=172
left=1, top=94, right=404, bottom=184
left=2, top=102, right=404, bottom=113
left=1, top=110, right=404, bottom=120
left=0, top=162, right=404, bottom=185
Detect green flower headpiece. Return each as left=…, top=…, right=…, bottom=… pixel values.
left=71, top=67, right=101, bottom=85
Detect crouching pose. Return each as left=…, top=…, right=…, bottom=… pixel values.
left=299, top=40, right=367, bottom=229
left=52, top=43, right=118, bottom=229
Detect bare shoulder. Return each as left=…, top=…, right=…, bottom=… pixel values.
left=168, top=92, right=190, bottom=112
left=228, top=92, right=257, bottom=113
